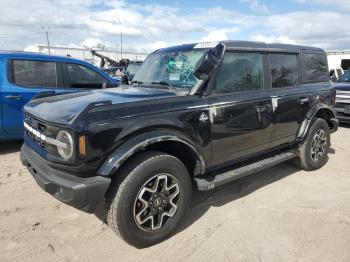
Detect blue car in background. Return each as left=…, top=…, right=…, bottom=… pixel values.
left=0, top=51, right=119, bottom=141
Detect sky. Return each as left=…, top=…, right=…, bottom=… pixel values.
left=0, top=0, right=349, bottom=53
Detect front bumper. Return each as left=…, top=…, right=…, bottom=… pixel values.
left=335, top=114, right=350, bottom=123
left=334, top=98, right=350, bottom=123
left=20, top=144, right=111, bottom=213
left=334, top=107, right=350, bottom=123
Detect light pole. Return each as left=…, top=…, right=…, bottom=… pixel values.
left=120, top=32, right=123, bottom=60
left=41, top=26, right=51, bottom=54
left=115, top=43, right=119, bottom=61
left=116, top=17, right=123, bottom=60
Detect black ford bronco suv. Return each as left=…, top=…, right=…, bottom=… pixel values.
left=21, top=41, right=338, bottom=247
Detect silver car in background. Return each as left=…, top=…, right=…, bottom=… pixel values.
left=334, top=70, right=350, bottom=123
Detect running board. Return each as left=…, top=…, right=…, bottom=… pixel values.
left=195, top=151, right=297, bottom=191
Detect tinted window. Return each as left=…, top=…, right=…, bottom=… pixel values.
left=215, top=52, right=263, bottom=94
left=270, top=54, right=299, bottom=88
left=302, top=53, right=329, bottom=82
left=12, top=60, right=57, bottom=88
left=340, top=59, right=350, bottom=71
left=66, top=63, right=105, bottom=88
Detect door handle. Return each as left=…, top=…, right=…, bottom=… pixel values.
left=256, top=104, right=271, bottom=113
left=5, top=95, right=23, bottom=100
left=256, top=104, right=271, bottom=123
left=299, top=97, right=309, bottom=104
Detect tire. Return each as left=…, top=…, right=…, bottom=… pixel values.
left=105, top=151, right=192, bottom=248
left=293, top=118, right=330, bottom=171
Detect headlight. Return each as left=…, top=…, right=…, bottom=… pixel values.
left=56, top=130, right=74, bottom=160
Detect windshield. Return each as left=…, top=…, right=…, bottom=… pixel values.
left=338, top=70, right=350, bottom=82
left=126, top=63, right=141, bottom=76
left=132, top=50, right=205, bottom=89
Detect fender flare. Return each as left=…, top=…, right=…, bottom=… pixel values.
left=297, top=104, right=337, bottom=140
left=97, top=131, right=206, bottom=177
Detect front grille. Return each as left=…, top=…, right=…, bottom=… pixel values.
left=24, top=113, right=60, bottom=156
left=24, top=113, right=54, bottom=136
left=24, top=114, right=47, bottom=149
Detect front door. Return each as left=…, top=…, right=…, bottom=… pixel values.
left=1, top=58, right=64, bottom=135
left=61, top=62, right=107, bottom=90
left=209, top=51, right=274, bottom=168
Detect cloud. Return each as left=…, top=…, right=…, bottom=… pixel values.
left=201, top=31, right=229, bottom=42
left=251, top=34, right=297, bottom=45
left=240, top=0, right=269, bottom=13
left=261, top=11, right=350, bottom=49
left=294, top=0, right=350, bottom=11
left=200, top=28, right=240, bottom=42
left=81, top=38, right=104, bottom=48
left=0, top=0, right=350, bottom=53
left=144, top=41, right=169, bottom=51
left=0, top=0, right=204, bottom=52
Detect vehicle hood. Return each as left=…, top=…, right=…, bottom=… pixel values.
left=334, top=82, right=350, bottom=91
left=24, top=86, right=184, bottom=125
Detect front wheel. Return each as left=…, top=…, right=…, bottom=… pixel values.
left=294, top=118, right=330, bottom=171
left=105, top=151, right=191, bottom=248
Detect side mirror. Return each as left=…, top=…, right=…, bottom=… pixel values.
left=330, top=75, right=337, bottom=82
left=189, top=42, right=225, bottom=95
left=103, top=80, right=121, bottom=88
left=121, top=75, right=129, bottom=85
left=193, top=42, right=225, bottom=81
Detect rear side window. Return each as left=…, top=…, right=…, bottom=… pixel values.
left=215, top=52, right=263, bottom=94
left=66, top=63, right=105, bottom=89
left=269, top=54, right=299, bottom=88
left=302, top=53, right=329, bottom=82
left=12, top=60, right=57, bottom=88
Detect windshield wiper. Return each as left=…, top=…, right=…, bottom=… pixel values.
left=150, top=81, right=175, bottom=89
left=131, top=80, right=176, bottom=90
left=131, top=80, right=143, bottom=85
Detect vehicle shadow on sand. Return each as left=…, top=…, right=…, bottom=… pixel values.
left=176, top=161, right=299, bottom=234
left=0, top=141, right=22, bottom=155
left=176, top=147, right=334, bottom=235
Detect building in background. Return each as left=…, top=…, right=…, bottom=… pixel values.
left=26, top=44, right=148, bottom=66
left=327, top=50, right=350, bottom=76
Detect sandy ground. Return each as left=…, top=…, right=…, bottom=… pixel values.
left=1, top=127, right=350, bottom=262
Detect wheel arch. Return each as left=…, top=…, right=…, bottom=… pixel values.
left=298, top=104, right=338, bottom=140
left=97, top=130, right=206, bottom=178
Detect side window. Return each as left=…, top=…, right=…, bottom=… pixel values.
left=66, top=63, right=105, bottom=89
left=302, top=53, right=329, bottom=82
left=269, top=54, right=299, bottom=88
left=215, top=52, right=263, bottom=94
left=12, top=60, right=57, bottom=88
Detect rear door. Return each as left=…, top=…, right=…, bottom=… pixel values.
left=209, top=51, right=274, bottom=168
left=267, top=53, right=310, bottom=146
left=1, top=58, right=64, bottom=135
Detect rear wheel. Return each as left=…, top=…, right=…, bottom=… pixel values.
left=105, top=151, right=191, bottom=248
left=294, top=118, right=330, bottom=171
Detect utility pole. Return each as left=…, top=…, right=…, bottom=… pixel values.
left=41, top=26, right=51, bottom=54
left=115, top=43, right=119, bottom=61
left=120, top=32, right=123, bottom=60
